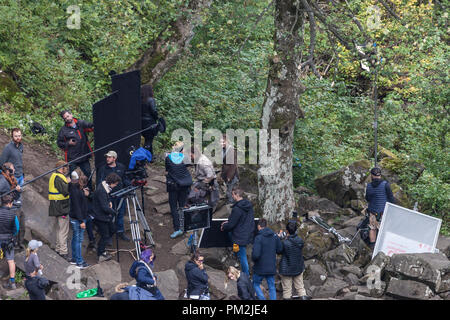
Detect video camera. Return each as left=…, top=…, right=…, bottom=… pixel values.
left=125, top=160, right=148, bottom=186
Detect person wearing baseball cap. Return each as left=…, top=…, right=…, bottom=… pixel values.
left=365, top=167, right=396, bottom=249
left=24, top=239, right=49, bottom=300
left=96, top=151, right=131, bottom=242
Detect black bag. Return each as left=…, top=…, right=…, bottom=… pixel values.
left=357, top=216, right=370, bottom=243
left=30, top=121, right=46, bottom=135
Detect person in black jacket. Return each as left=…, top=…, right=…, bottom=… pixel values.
left=141, top=85, right=160, bottom=155
left=93, top=172, right=121, bottom=262
left=0, top=194, right=18, bottom=290
left=96, top=150, right=131, bottom=242
left=221, top=186, right=255, bottom=275
left=68, top=173, right=90, bottom=269
left=184, top=251, right=209, bottom=300
left=57, top=110, right=94, bottom=189
left=226, top=266, right=256, bottom=300
left=278, top=221, right=310, bottom=300
left=165, top=142, right=193, bottom=239
left=251, top=218, right=282, bottom=300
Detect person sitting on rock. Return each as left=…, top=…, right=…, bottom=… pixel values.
left=184, top=251, right=210, bottom=300
left=225, top=266, right=256, bottom=300
left=365, top=167, right=395, bottom=249
left=128, top=248, right=164, bottom=300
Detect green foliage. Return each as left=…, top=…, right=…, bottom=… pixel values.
left=0, top=0, right=447, bottom=232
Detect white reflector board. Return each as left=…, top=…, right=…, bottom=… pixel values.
left=373, top=202, right=441, bottom=259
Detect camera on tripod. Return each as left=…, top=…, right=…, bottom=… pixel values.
left=125, top=160, right=148, bottom=186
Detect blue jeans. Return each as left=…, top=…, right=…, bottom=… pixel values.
left=236, top=245, right=249, bottom=275
left=16, top=175, right=24, bottom=187
left=70, top=219, right=86, bottom=265
left=253, top=274, right=276, bottom=300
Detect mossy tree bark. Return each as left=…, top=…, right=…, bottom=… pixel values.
left=127, top=0, right=212, bottom=86
left=257, top=0, right=306, bottom=223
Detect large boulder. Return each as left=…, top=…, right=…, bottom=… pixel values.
left=386, top=278, right=434, bottom=300
left=81, top=260, right=123, bottom=297
left=154, top=269, right=179, bottom=300
left=314, top=160, right=371, bottom=208
left=303, top=232, right=335, bottom=260
left=436, top=235, right=450, bottom=259
left=310, top=278, right=349, bottom=299
left=21, top=186, right=55, bottom=246
left=385, top=253, right=450, bottom=293
left=322, top=244, right=357, bottom=265
left=303, top=260, right=328, bottom=286
left=15, top=244, right=89, bottom=300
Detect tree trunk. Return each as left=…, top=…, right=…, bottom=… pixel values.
left=257, top=0, right=306, bottom=223
left=126, top=0, right=212, bottom=86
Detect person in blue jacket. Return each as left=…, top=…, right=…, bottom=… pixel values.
left=251, top=218, right=282, bottom=300
left=128, top=248, right=165, bottom=300
left=184, top=251, right=209, bottom=300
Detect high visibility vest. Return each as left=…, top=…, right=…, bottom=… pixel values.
left=48, top=172, right=69, bottom=200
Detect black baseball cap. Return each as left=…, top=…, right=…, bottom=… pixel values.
left=370, top=167, right=382, bottom=176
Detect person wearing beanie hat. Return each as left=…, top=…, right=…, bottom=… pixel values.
left=165, top=142, right=192, bottom=239
left=128, top=249, right=165, bottom=300
left=24, top=240, right=48, bottom=300
left=365, top=167, right=396, bottom=249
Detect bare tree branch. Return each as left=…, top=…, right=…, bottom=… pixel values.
left=376, top=0, right=404, bottom=24
left=300, top=0, right=321, bottom=78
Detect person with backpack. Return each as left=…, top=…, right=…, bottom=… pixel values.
left=278, top=221, right=310, bottom=300
left=365, top=167, right=396, bottom=249
left=225, top=266, right=256, bottom=300
left=165, top=141, right=193, bottom=239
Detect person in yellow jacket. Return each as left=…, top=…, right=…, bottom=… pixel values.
left=48, top=160, right=71, bottom=260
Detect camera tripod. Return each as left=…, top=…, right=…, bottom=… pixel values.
left=112, top=185, right=154, bottom=261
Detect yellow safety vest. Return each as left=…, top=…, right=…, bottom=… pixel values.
left=48, top=172, right=69, bottom=200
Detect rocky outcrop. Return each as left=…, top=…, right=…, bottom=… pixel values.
left=385, top=253, right=450, bottom=293
left=386, top=278, right=434, bottom=300
left=314, top=160, right=371, bottom=208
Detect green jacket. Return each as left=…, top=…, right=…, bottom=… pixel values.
left=48, top=175, right=70, bottom=217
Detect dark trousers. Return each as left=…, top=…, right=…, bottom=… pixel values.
left=70, top=160, right=92, bottom=189
left=94, top=219, right=114, bottom=256
left=85, top=215, right=95, bottom=242
left=24, top=277, right=46, bottom=300
left=168, top=187, right=189, bottom=231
